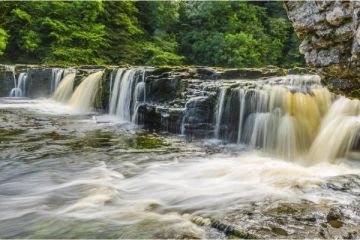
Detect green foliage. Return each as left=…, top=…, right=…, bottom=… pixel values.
left=98, top=1, right=143, bottom=64
left=178, top=1, right=304, bottom=67
left=0, top=28, right=8, bottom=55
left=0, top=1, right=304, bottom=67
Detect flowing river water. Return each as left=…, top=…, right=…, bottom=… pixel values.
left=1, top=98, right=360, bottom=239
left=1, top=67, right=360, bottom=238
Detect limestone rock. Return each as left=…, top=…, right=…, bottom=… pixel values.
left=285, top=0, right=360, bottom=98
left=326, top=7, right=351, bottom=26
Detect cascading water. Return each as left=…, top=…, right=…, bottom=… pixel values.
left=9, top=72, right=28, bottom=97
left=108, top=67, right=146, bottom=122
left=211, top=74, right=359, bottom=162
left=308, top=97, right=360, bottom=163
left=131, top=70, right=146, bottom=123
left=50, top=68, right=64, bottom=93
left=2, top=67, right=360, bottom=239
left=214, top=88, right=227, bottom=138
left=108, top=68, right=126, bottom=115
left=52, top=72, right=77, bottom=103
left=68, top=71, right=104, bottom=112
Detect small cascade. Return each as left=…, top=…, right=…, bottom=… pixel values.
left=181, top=96, right=214, bottom=137
left=213, top=75, right=336, bottom=161
left=109, top=68, right=126, bottom=115
left=308, top=98, right=360, bottom=163
left=9, top=72, right=28, bottom=97
left=52, top=72, right=77, bottom=102
left=68, top=71, right=104, bottom=112
left=108, top=67, right=146, bottom=122
left=180, top=114, right=186, bottom=135
left=131, top=69, right=146, bottom=123
left=50, top=68, right=64, bottom=93
left=214, top=88, right=227, bottom=138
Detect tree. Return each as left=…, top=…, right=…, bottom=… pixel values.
left=176, top=1, right=302, bottom=67
left=0, top=1, right=304, bottom=67
left=136, top=1, right=183, bottom=65
left=0, top=28, right=8, bottom=56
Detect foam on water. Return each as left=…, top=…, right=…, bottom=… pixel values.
left=1, top=151, right=358, bottom=236
left=0, top=98, right=79, bottom=115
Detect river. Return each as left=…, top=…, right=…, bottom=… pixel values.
left=0, top=97, right=359, bottom=238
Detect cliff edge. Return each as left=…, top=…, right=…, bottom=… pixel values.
left=285, top=0, right=360, bottom=97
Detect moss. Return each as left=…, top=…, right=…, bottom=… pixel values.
left=43, top=131, right=70, bottom=141
left=221, top=67, right=287, bottom=79
left=132, top=134, right=166, bottom=149
left=328, top=220, right=343, bottom=228
left=67, top=130, right=167, bottom=150
left=0, top=128, right=25, bottom=137
left=94, top=69, right=110, bottom=110
left=271, top=227, right=288, bottom=236
left=349, top=88, right=360, bottom=99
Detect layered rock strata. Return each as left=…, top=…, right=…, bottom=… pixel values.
left=285, top=0, right=360, bottom=97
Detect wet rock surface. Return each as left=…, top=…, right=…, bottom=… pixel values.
left=0, top=65, right=324, bottom=142
left=137, top=66, right=300, bottom=138
left=285, top=1, right=360, bottom=98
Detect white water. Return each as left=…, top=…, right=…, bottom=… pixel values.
left=211, top=75, right=360, bottom=164
left=68, top=71, right=104, bottom=112
left=237, top=89, right=246, bottom=143
left=1, top=94, right=360, bottom=238
left=308, top=97, right=360, bottom=163
left=108, top=68, right=126, bottom=115
left=52, top=72, right=76, bottom=103
left=214, top=88, right=227, bottom=138
left=131, top=81, right=146, bottom=123
left=9, top=72, right=28, bottom=97
left=109, top=68, right=146, bottom=122
left=50, top=68, right=64, bottom=93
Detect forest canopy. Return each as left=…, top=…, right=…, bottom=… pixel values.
left=0, top=1, right=304, bottom=67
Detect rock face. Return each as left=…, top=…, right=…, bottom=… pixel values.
left=0, top=65, right=302, bottom=138
left=138, top=66, right=311, bottom=139
left=285, top=1, right=360, bottom=98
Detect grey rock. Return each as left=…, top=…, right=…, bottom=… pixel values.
left=315, top=0, right=333, bottom=11
left=335, top=22, right=353, bottom=40
left=285, top=0, right=360, bottom=97
left=326, top=6, right=351, bottom=26
left=286, top=1, right=325, bottom=36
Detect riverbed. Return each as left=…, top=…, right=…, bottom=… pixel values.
left=0, top=98, right=359, bottom=239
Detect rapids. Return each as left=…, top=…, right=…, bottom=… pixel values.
left=0, top=98, right=360, bottom=238
left=1, top=68, right=360, bottom=238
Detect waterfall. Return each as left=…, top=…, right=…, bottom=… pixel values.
left=131, top=78, right=146, bottom=123
left=108, top=67, right=146, bottom=122
left=50, top=68, right=64, bottom=93
left=214, top=88, right=227, bottom=138
left=9, top=72, right=28, bottom=97
left=213, top=75, right=339, bottom=161
left=308, top=98, right=360, bottom=163
left=180, top=114, right=186, bottom=135
left=68, top=71, right=104, bottom=112
left=52, top=72, right=76, bottom=102
left=211, top=74, right=360, bottom=162
left=109, top=68, right=126, bottom=115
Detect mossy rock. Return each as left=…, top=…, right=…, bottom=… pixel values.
left=132, top=134, right=166, bottom=149
left=221, top=67, right=286, bottom=79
